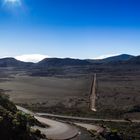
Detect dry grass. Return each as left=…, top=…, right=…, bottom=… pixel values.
left=0, top=68, right=140, bottom=119
left=0, top=75, right=91, bottom=107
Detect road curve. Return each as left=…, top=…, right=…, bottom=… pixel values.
left=16, top=106, right=79, bottom=140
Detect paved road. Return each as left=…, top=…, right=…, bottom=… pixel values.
left=17, top=106, right=140, bottom=140
left=37, top=112, right=140, bottom=123
left=17, top=106, right=79, bottom=140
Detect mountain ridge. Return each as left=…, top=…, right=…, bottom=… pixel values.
left=0, top=54, right=138, bottom=68
left=0, top=57, right=34, bottom=68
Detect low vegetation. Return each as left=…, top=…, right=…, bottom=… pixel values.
left=78, top=120, right=140, bottom=140
left=0, top=91, right=46, bottom=140
left=97, top=121, right=140, bottom=140
left=89, top=129, right=123, bottom=140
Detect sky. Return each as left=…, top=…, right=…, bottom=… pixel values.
left=0, top=0, right=140, bottom=62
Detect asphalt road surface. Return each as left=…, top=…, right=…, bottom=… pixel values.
left=17, top=106, right=80, bottom=140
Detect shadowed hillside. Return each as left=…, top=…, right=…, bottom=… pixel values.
left=0, top=90, right=46, bottom=140
left=0, top=58, right=33, bottom=68
left=35, top=58, right=91, bottom=67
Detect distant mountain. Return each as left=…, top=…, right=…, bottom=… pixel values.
left=0, top=54, right=137, bottom=69
left=126, top=55, right=140, bottom=64
left=101, top=54, right=134, bottom=63
left=0, top=57, right=33, bottom=68
left=35, top=58, right=91, bottom=67
left=87, top=54, right=135, bottom=64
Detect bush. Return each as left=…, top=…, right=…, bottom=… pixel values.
left=0, top=92, right=46, bottom=140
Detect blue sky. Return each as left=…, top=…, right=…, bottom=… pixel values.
left=0, top=0, right=140, bottom=61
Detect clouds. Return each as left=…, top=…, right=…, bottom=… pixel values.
left=15, top=54, right=121, bottom=62
left=94, top=54, right=120, bottom=59
left=15, top=54, right=49, bottom=63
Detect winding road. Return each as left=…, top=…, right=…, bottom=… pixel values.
left=17, top=106, right=140, bottom=140
left=17, top=106, right=80, bottom=140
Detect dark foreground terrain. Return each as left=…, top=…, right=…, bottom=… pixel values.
left=0, top=91, right=46, bottom=140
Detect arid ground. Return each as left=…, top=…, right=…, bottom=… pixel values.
left=0, top=67, right=140, bottom=119
left=0, top=74, right=91, bottom=107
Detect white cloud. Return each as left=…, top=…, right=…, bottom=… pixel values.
left=15, top=54, right=49, bottom=63
left=94, top=54, right=120, bottom=60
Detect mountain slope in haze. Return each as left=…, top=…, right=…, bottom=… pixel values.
left=35, top=58, right=92, bottom=67
left=88, top=54, right=135, bottom=64
left=101, top=54, right=134, bottom=63
left=0, top=58, right=33, bottom=68
left=126, top=55, right=140, bottom=64
left=107, top=55, right=140, bottom=65
left=0, top=54, right=137, bottom=69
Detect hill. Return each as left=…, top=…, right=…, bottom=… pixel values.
left=35, top=58, right=91, bottom=67
left=0, top=54, right=136, bottom=69
left=0, top=58, right=33, bottom=68
left=101, top=54, right=134, bottom=63
left=87, top=54, right=134, bottom=64
left=126, top=55, right=140, bottom=64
